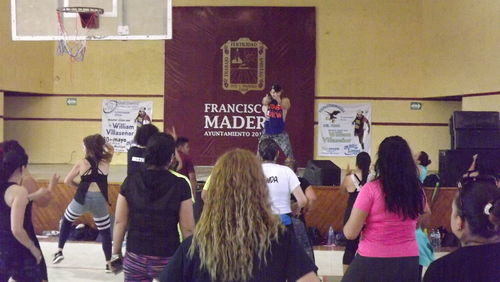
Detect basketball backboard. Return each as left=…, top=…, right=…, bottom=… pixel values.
left=11, top=0, right=172, bottom=40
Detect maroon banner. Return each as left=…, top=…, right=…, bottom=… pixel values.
left=165, top=7, right=316, bottom=166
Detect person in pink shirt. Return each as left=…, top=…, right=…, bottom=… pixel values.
left=342, top=136, right=427, bottom=282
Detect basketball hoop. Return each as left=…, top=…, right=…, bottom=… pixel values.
left=56, top=7, right=104, bottom=62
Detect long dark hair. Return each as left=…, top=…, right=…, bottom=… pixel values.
left=133, top=124, right=159, bottom=147
left=145, top=133, right=175, bottom=168
left=457, top=178, right=500, bottom=238
left=0, top=140, right=28, bottom=186
left=375, top=136, right=424, bottom=219
left=356, top=152, right=371, bottom=185
left=83, top=134, right=112, bottom=163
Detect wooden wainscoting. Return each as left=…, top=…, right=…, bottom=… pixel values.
left=304, top=186, right=458, bottom=237
left=32, top=181, right=121, bottom=234
left=31, top=182, right=457, bottom=237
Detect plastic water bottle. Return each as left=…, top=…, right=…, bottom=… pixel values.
left=430, top=229, right=441, bottom=249
left=327, top=226, right=335, bottom=246
left=435, top=229, right=441, bottom=248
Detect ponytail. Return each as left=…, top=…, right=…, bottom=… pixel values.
left=484, top=196, right=500, bottom=233
left=356, top=152, right=371, bottom=186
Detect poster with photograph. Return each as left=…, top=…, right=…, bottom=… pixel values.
left=318, top=103, right=372, bottom=156
left=102, top=100, right=153, bottom=152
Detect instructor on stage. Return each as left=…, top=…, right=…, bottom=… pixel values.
left=259, top=83, right=295, bottom=168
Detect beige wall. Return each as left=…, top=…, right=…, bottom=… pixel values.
left=1, top=0, right=498, bottom=165
left=0, top=91, right=3, bottom=141
left=3, top=95, right=164, bottom=164
left=462, top=94, right=500, bottom=112
left=314, top=99, right=461, bottom=171
left=422, top=1, right=500, bottom=97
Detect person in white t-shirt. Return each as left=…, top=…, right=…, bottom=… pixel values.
left=258, top=139, right=307, bottom=231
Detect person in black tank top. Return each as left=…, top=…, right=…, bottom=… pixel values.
left=340, top=152, right=371, bottom=273
left=53, top=134, right=114, bottom=273
left=0, top=148, right=58, bottom=281
left=127, top=124, right=159, bottom=176
left=0, top=140, right=59, bottom=282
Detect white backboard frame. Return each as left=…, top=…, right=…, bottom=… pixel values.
left=11, top=0, right=172, bottom=41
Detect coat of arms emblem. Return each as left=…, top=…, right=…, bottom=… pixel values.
left=221, top=37, right=267, bottom=94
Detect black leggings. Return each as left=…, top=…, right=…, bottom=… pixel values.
left=58, top=217, right=112, bottom=261
left=342, top=254, right=419, bottom=282
left=343, top=235, right=360, bottom=265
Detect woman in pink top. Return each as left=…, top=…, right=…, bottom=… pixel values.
left=342, top=136, right=426, bottom=282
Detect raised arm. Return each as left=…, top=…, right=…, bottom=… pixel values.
left=281, top=97, right=291, bottom=121
left=26, top=172, right=59, bottom=207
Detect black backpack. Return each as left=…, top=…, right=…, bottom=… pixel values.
left=423, top=174, right=440, bottom=187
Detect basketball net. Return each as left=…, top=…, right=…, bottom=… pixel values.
left=56, top=8, right=101, bottom=62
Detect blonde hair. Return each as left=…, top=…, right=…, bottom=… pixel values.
left=189, top=149, right=283, bottom=281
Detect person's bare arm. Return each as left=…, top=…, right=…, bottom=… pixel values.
left=303, top=186, right=317, bottom=213
left=281, top=97, right=291, bottom=121
left=112, top=194, right=129, bottom=255
left=64, top=161, right=81, bottom=189
left=340, top=173, right=355, bottom=193
left=418, top=201, right=432, bottom=229
left=343, top=207, right=368, bottom=240
left=7, top=186, right=42, bottom=264
left=179, top=199, right=195, bottom=239
left=26, top=173, right=59, bottom=207
left=188, top=172, right=197, bottom=197
left=291, top=186, right=307, bottom=214
left=104, top=143, right=115, bottom=162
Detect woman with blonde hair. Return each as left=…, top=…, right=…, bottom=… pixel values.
left=160, top=149, right=318, bottom=282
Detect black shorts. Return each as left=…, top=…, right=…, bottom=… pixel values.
left=342, top=254, right=419, bottom=282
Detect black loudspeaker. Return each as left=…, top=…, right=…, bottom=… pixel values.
left=303, top=160, right=341, bottom=186
left=439, top=149, right=500, bottom=187
left=452, top=129, right=500, bottom=149
left=452, top=111, right=499, bottom=130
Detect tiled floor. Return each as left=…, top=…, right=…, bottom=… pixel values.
left=39, top=241, right=343, bottom=281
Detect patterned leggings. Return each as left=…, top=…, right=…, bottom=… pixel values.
left=259, top=131, right=295, bottom=160
left=123, top=251, right=171, bottom=282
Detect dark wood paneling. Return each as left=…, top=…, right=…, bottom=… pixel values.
left=304, top=186, right=458, bottom=237
left=32, top=183, right=458, bottom=238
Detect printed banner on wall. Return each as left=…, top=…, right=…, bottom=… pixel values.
left=318, top=103, right=372, bottom=157
left=165, top=7, right=316, bottom=166
left=102, top=100, right=153, bottom=152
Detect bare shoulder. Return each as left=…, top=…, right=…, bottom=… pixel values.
left=4, top=184, right=28, bottom=205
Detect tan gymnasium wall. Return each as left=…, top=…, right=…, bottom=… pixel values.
left=462, top=94, right=500, bottom=112
left=3, top=95, right=164, bottom=164
left=313, top=99, right=462, bottom=171
left=422, top=1, right=500, bottom=97
left=0, top=92, right=3, bottom=141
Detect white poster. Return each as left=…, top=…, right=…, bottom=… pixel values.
left=102, top=100, right=153, bottom=152
left=318, top=103, right=372, bottom=156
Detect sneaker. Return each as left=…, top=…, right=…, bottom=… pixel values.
left=105, top=264, right=112, bottom=273
left=52, top=251, right=64, bottom=264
